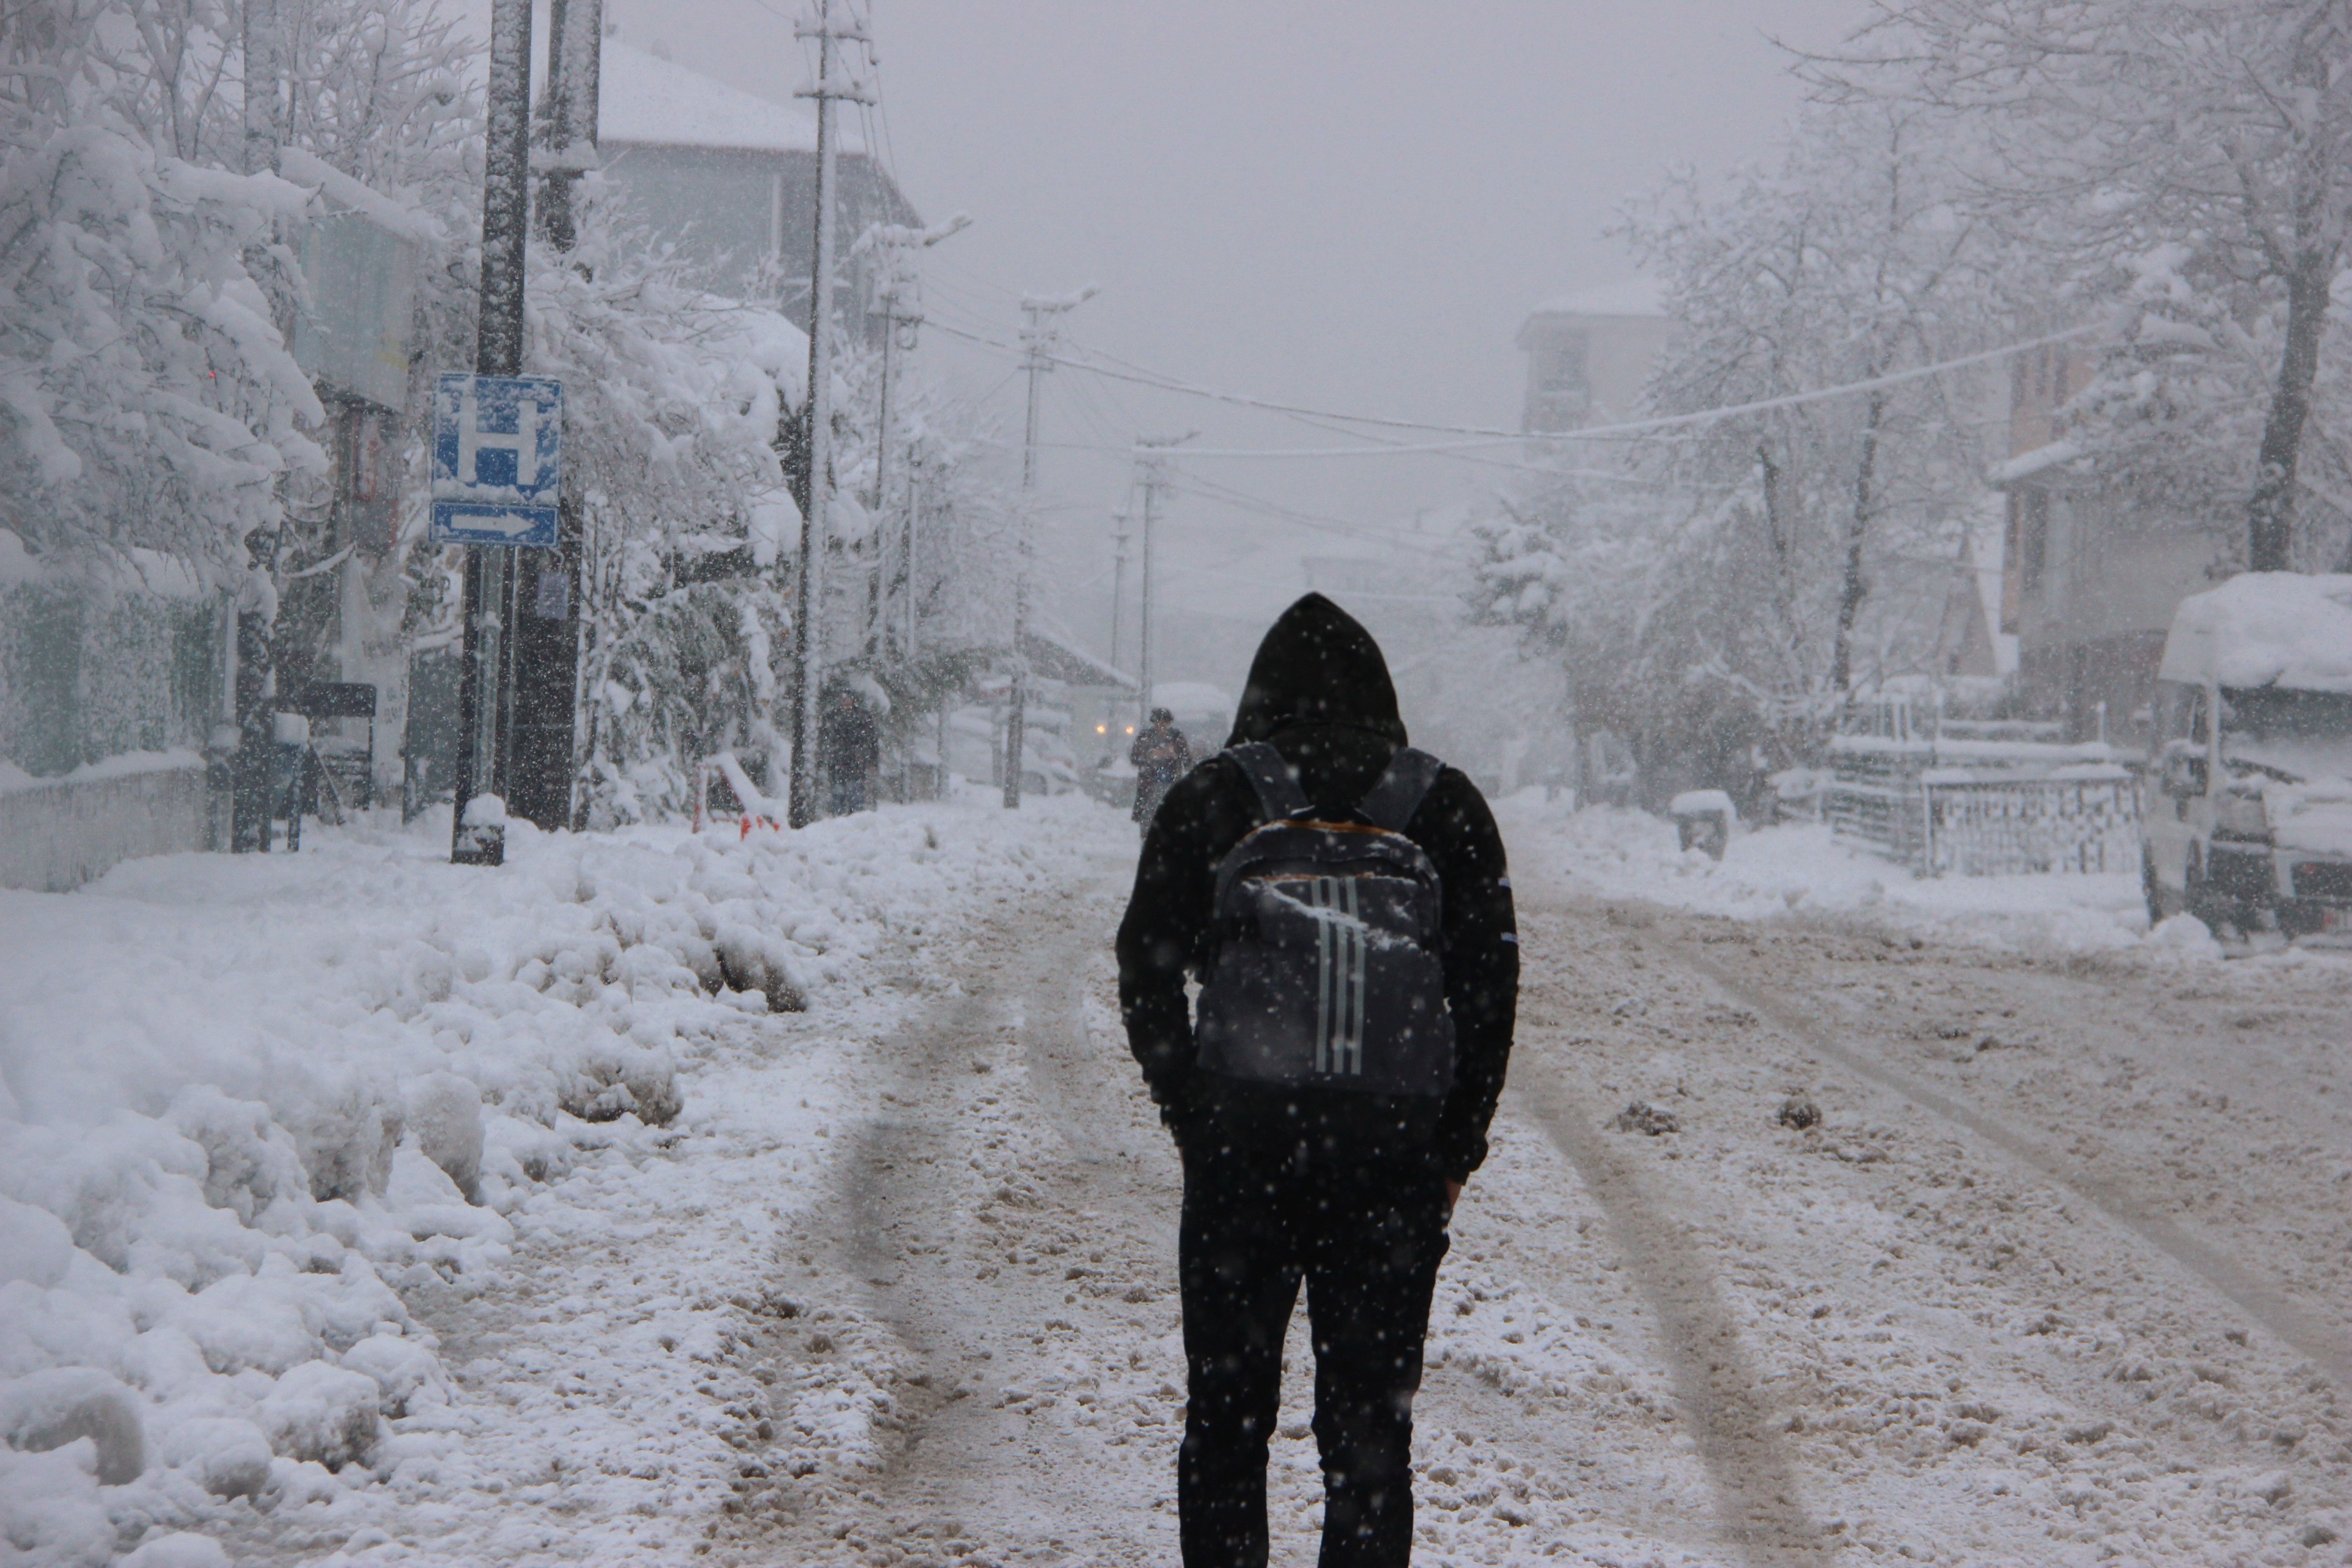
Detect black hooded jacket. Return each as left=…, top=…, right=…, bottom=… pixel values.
left=1114, top=594, right=1519, bottom=1183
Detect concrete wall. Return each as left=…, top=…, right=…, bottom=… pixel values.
left=0, top=757, right=216, bottom=892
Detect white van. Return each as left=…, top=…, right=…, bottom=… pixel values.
left=2143, top=573, right=2352, bottom=939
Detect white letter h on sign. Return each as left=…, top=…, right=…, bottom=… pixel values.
left=458, top=384, right=535, bottom=489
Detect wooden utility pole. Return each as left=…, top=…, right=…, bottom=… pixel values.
left=450, top=0, right=534, bottom=865
left=787, top=0, right=869, bottom=828
left=506, top=0, right=600, bottom=833
left=231, top=0, right=286, bottom=853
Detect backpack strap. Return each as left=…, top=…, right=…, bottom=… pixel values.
left=1226, top=741, right=1309, bottom=822
left=1359, top=747, right=1443, bottom=833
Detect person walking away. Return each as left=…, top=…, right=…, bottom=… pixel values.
left=1116, top=593, right=1519, bottom=1568
left=819, top=688, right=879, bottom=815
left=1130, top=706, right=1194, bottom=836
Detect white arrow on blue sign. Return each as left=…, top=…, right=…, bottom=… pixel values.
left=430, top=373, right=564, bottom=547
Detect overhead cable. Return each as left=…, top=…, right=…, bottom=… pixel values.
left=925, top=318, right=2107, bottom=444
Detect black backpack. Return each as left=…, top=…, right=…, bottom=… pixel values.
left=1194, top=741, right=1455, bottom=1098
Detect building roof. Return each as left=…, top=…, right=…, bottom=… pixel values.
left=1528, top=278, right=1665, bottom=319
left=1024, top=625, right=1137, bottom=691
left=598, top=41, right=865, bottom=156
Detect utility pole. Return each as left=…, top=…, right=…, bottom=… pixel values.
left=450, top=0, right=534, bottom=865
left=231, top=0, right=286, bottom=853
left=1004, top=284, right=1096, bottom=808
left=1132, top=433, right=1194, bottom=733
left=1107, top=508, right=1131, bottom=676
left=851, top=214, right=967, bottom=666
left=506, top=0, right=599, bottom=833
left=786, top=0, right=870, bottom=829
left=536, top=0, right=601, bottom=252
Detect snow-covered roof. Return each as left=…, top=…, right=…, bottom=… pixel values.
left=598, top=42, right=863, bottom=156
left=1528, top=278, right=1664, bottom=318
left=1989, top=438, right=2083, bottom=486
left=1024, top=625, right=1137, bottom=691
left=2159, top=572, right=2352, bottom=693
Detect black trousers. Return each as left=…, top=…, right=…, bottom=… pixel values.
left=1177, top=1123, right=1451, bottom=1568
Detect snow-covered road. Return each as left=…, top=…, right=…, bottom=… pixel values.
left=715, top=833, right=2352, bottom=1566
left=10, top=801, right=2352, bottom=1567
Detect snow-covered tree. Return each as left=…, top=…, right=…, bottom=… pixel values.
left=1625, top=101, right=2002, bottom=704
left=1849, top=0, right=2352, bottom=571
left=0, top=0, right=326, bottom=576
left=539, top=200, right=808, bottom=826
left=1470, top=100, right=2008, bottom=797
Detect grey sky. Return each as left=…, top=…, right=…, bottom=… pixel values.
left=593, top=1, right=1866, bottom=659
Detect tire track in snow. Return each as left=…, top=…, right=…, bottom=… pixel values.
left=1511, top=1047, right=1833, bottom=1568
left=782, top=878, right=1182, bottom=1565
left=1665, top=931, right=2352, bottom=1398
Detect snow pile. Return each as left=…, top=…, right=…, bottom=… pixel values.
left=0, top=799, right=1112, bottom=1565
left=1494, top=793, right=2151, bottom=953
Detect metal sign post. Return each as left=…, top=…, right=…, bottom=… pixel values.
left=439, top=372, right=563, bottom=862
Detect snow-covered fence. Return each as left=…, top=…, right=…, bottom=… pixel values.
left=0, top=750, right=218, bottom=891
left=1923, top=774, right=2142, bottom=877
left=1828, top=734, right=2141, bottom=877
left=1825, top=741, right=1935, bottom=869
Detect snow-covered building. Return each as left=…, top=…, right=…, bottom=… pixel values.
left=1995, top=340, right=2232, bottom=744
left=1514, top=279, right=1675, bottom=435
left=596, top=41, right=918, bottom=338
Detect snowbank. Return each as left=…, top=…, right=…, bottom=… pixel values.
left=1494, top=793, right=2151, bottom=954
left=0, top=798, right=1115, bottom=1564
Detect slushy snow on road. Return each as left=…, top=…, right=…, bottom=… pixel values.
left=7, top=795, right=2352, bottom=1566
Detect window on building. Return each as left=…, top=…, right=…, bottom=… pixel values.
left=1540, top=336, right=1588, bottom=396
left=2019, top=489, right=2049, bottom=590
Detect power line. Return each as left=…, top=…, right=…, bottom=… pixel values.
left=1171, top=473, right=1465, bottom=558
left=925, top=317, right=2107, bottom=445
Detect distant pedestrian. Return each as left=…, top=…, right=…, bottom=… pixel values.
left=820, top=688, right=879, bottom=815
left=1116, top=593, right=1519, bottom=1568
left=1130, top=706, right=1193, bottom=836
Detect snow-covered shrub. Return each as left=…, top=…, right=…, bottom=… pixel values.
left=399, top=1073, right=484, bottom=1202
left=153, top=1418, right=271, bottom=1501
left=258, top=1361, right=380, bottom=1471
left=0, top=1367, right=146, bottom=1485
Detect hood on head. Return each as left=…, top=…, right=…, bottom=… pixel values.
left=1227, top=593, right=1406, bottom=747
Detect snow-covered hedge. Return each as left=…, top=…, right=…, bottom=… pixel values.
left=0, top=804, right=1047, bottom=1564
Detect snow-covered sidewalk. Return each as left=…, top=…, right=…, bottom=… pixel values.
left=0, top=797, right=1130, bottom=1567
left=1493, top=793, right=2159, bottom=955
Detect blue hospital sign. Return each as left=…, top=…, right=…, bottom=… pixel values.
left=430, top=374, right=564, bottom=546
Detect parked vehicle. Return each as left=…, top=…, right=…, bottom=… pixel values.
left=2142, top=573, right=2352, bottom=940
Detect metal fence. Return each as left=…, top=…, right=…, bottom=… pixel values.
left=1826, top=771, right=1932, bottom=871
left=1922, top=776, right=2143, bottom=877
left=1826, top=733, right=2143, bottom=877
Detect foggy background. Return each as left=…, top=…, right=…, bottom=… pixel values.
left=586, top=1, right=1867, bottom=691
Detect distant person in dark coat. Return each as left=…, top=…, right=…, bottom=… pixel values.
left=1129, top=706, right=1194, bottom=835
left=820, top=689, right=879, bottom=815
left=1115, top=593, right=1519, bottom=1568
